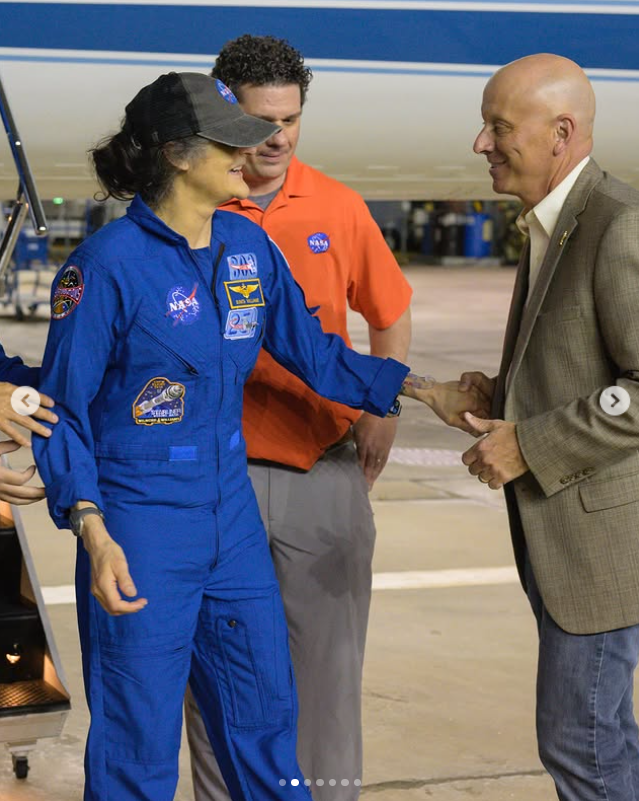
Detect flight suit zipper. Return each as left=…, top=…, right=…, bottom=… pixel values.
left=134, top=319, right=199, bottom=375
left=211, top=243, right=225, bottom=309
left=211, top=242, right=225, bottom=564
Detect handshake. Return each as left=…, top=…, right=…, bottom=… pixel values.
left=399, top=371, right=528, bottom=490
left=400, top=371, right=493, bottom=435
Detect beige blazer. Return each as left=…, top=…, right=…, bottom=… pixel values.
left=494, top=160, right=639, bottom=634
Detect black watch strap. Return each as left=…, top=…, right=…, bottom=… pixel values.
left=386, top=397, right=402, bottom=418
left=69, top=507, right=104, bottom=537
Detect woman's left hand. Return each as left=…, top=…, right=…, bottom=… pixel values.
left=82, top=516, right=148, bottom=616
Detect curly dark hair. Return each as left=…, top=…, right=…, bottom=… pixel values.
left=212, top=35, right=313, bottom=105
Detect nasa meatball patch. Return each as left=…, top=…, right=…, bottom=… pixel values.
left=307, top=232, right=330, bottom=254
left=52, top=266, right=84, bottom=319
left=215, top=79, right=238, bottom=104
left=166, top=283, right=201, bottom=326
left=133, top=376, right=185, bottom=426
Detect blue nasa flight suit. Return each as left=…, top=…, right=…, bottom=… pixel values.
left=33, top=196, right=409, bottom=801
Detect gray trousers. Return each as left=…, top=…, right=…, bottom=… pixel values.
left=184, top=442, right=376, bottom=801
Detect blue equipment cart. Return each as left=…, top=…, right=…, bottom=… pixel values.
left=0, top=225, right=53, bottom=320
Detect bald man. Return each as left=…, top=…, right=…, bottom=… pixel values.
left=459, top=54, right=639, bottom=800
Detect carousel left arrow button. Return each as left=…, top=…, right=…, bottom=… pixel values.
left=11, top=386, right=41, bottom=416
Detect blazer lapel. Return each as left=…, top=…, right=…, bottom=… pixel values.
left=505, top=160, right=604, bottom=398
left=492, top=241, right=529, bottom=416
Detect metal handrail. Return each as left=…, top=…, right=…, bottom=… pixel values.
left=0, top=191, right=28, bottom=294
left=0, top=74, right=48, bottom=288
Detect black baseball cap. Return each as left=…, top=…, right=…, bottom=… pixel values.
left=125, top=72, right=279, bottom=148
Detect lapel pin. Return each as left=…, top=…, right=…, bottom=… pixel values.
left=559, top=231, right=568, bottom=247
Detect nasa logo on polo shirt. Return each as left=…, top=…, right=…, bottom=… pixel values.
left=307, top=232, right=330, bottom=254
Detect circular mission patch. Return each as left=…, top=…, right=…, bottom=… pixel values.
left=52, top=266, right=84, bottom=320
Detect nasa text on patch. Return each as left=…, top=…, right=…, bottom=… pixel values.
left=307, top=232, right=331, bottom=254
left=227, top=253, right=258, bottom=280
left=224, top=308, right=259, bottom=341
left=166, top=283, right=201, bottom=326
left=52, top=265, right=84, bottom=319
left=224, top=279, right=265, bottom=310
left=132, top=376, right=186, bottom=426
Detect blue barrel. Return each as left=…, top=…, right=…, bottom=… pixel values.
left=464, top=213, right=493, bottom=258
left=420, top=216, right=434, bottom=256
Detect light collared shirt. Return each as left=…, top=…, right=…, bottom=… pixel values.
left=516, top=156, right=590, bottom=302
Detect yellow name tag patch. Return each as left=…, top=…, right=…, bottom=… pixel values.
left=224, top=279, right=265, bottom=309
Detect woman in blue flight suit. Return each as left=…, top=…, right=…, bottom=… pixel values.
left=33, top=73, right=477, bottom=801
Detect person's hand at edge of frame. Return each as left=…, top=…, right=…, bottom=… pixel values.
left=0, top=440, right=46, bottom=504
left=0, top=381, right=58, bottom=447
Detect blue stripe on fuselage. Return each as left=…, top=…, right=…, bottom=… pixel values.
left=1, top=54, right=639, bottom=83
left=1, top=4, right=639, bottom=71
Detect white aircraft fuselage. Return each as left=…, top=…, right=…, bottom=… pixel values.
left=1, top=0, right=638, bottom=201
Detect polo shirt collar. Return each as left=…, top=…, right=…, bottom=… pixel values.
left=220, top=155, right=315, bottom=212
left=280, top=156, right=315, bottom=198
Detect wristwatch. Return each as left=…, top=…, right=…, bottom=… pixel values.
left=69, top=506, right=105, bottom=538
left=386, top=397, right=402, bottom=418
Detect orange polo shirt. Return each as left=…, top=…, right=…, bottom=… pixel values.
left=220, top=157, right=412, bottom=470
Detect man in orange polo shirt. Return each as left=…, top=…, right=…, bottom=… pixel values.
left=184, top=35, right=412, bottom=801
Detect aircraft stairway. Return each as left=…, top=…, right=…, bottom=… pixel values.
left=0, top=74, right=51, bottom=320
left=0, top=73, right=71, bottom=782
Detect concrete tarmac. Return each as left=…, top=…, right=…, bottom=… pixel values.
left=0, top=266, right=558, bottom=800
